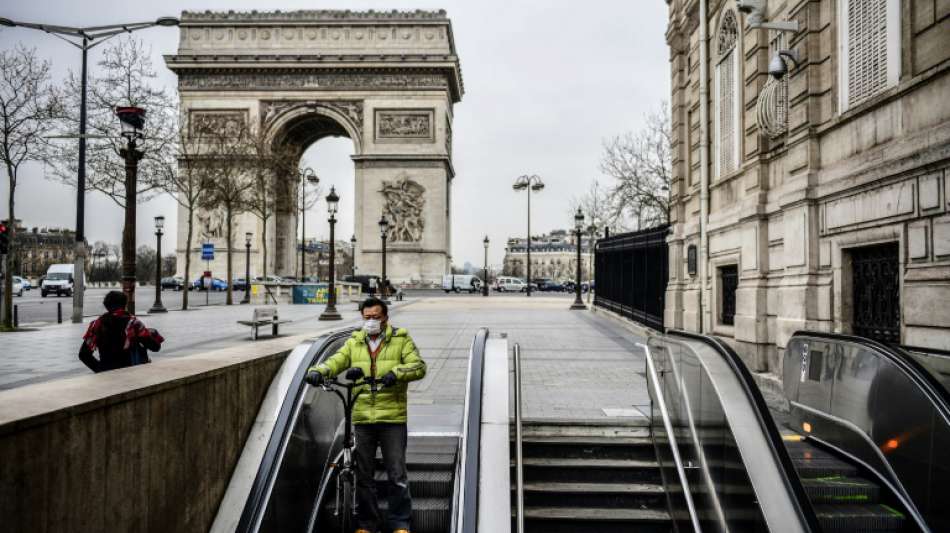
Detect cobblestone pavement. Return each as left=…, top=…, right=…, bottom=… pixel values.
left=1, top=295, right=650, bottom=425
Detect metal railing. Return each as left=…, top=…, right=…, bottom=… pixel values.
left=512, top=343, right=525, bottom=533
left=640, top=342, right=701, bottom=532
left=593, top=224, right=669, bottom=331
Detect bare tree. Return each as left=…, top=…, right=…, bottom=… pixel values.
left=600, top=103, right=672, bottom=230
left=47, top=37, right=175, bottom=206
left=245, top=127, right=299, bottom=281
left=0, top=45, right=62, bottom=328
left=294, top=170, right=322, bottom=280
left=199, top=119, right=251, bottom=305
left=569, top=178, right=628, bottom=236
left=160, top=112, right=216, bottom=310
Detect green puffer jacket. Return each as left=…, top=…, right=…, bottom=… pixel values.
left=309, top=325, right=426, bottom=424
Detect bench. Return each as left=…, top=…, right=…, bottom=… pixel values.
left=236, top=307, right=291, bottom=340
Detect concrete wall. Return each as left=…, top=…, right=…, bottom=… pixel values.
left=0, top=336, right=306, bottom=533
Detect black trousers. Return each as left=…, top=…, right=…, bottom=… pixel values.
left=354, top=423, right=411, bottom=531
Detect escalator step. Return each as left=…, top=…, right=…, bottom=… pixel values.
left=814, top=503, right=906, bottom=531
left=322, top=497, right=450, bottom=533
left=374, top=469, right=453, bottom=498
left=374, top=452, right=456, bottom=470
left=785, top=441, right=858, bottom=478
left=802, top=475, right=880, bottom=504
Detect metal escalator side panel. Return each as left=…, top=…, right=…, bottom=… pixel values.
left=476, top=337, right=511, bottom=533
left=231, top=328, right=355, bottom=533
left=452, top=327, right=489, bottom=533
left=656, top=331, right=821, bottom=532
left=787, top=331, right=950, bottom=531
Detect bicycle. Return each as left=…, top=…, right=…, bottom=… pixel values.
left=307, top=373, right=385, bottom=533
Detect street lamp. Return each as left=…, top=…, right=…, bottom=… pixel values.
left=148, top=215, right=167, bottom=313
left=586, top=223, right=597, bottom=305
left=299, top=168, right=319, bottom=280
left=379, top=215, right=390, bottom=303
left=513, top=174, right=544, bottom=296
left=242, top=232, right=252, bottom=304
left=0, top=15, right=179, bottom=323
left=116, top=106, right=146, bottom=314
left=350, top=234, right=357, bottom=278
left=570, top=208, right=587, bottom=310
left=320, top=187, right=343, bottom=321
left=482, top=235, right=490, bottom=297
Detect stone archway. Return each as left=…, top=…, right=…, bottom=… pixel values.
left=166, top=9, right=463, bottom=285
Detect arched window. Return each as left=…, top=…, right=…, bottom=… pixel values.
left=715, top=10, right=740, bottom=178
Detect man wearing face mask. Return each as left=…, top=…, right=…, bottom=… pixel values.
left=305, top=296, right=426, bottom=533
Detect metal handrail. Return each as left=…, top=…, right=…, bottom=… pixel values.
left=512, top=343, right=525, bottom=533
left=453, top=327, right=489, bottom=533
left=640, top=342, right=702, bottom=532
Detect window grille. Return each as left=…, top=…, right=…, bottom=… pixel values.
left=715, top=10, right=740, bottom=178
left=719, top=264, right=738, bottom=326
left=839, top=0, right=900, bottom=110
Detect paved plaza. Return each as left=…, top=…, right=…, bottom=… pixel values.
left=0, top=295, right=649, bottom=423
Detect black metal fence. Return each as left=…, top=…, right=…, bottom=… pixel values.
left=594, top=224, right=669, bottom=331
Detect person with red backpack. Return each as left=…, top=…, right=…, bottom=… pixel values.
left=78, top=291, right=164, bottom=373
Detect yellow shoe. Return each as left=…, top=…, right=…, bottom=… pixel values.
left=394, top=530, right=411, bottom=533
left=354, top=530, right=371, bottom=533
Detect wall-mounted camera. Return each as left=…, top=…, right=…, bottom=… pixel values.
left=738, top=0, right=800, bottom=33
left=769, top=49, right=801, bottom=80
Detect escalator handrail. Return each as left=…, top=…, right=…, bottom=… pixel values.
left=640, top=342, right=702, bottom=532
left=667, top=329, right=823, bottom=533
left=453, top=327, right=489, bottom=533
left=792, top=330, right=950, bottom=423
left=235, top=328, right=356, bottom=533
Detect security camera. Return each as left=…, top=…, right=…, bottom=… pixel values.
left=769, top=50, right=801, bottom=80
left=737, top=0, right=766, bottom=20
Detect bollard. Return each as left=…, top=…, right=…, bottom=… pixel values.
left=57, top=301, right=62, bottom=324
left=13, top=304, right=18, bottom=328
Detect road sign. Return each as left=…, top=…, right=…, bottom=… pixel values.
left=201, top=243, right=214, bottom=261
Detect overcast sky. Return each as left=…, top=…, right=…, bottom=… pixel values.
left=0, top=0, right=669, bottom=268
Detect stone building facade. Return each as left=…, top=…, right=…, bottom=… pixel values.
left=664, top=0, right=950, bottom=377
left=2, top=220, right=87, bottom=279
left=504, top=230, right=593, bottom=282
left=165, top=10, right=463, bottom=286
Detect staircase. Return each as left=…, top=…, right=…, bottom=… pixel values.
left=785, top=437, right=907, bottom=532
left=512, top=423, right=673, bottom=533
left=321, top=435, right=457, bottom=533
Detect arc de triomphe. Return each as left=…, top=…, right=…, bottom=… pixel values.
left=165, top=10, right=463, bottom=285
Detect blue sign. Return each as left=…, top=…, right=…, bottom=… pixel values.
left=201, top=243, right=215, bottom=261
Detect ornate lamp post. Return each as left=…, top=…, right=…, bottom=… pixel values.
left=320, top=187, right=343, bottom=321
left=513, top=174, right=544, bottom=296
left=242, top=232, right=252, bottom=304
left=586, top=224, right=597, bottom=305
left=483, top=235, right=490, bottom=297
left=0, top=15, right=179, bottom=323
left=350, top=234, right=357, bottom=278
left=570, top=208, right=587, bottom=310
left=379, top=215, right=390, bottom=303
left=299, top=168, right=318, bottom=280
left=148, top=215, right=167, bottom=313
left=116, top=106, right=145, bottom=314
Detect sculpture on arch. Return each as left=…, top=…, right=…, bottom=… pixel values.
left=380, top=176, right=426, bottom=243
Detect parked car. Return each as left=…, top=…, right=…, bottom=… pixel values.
left=192, top=277, right=228, bottom=291
left=442, top=274, right=482, bottom=294
left=160, top=276, right=185, bottom=291
left=539, top=280, right=567, bottom=292
left=253, top=275, right=286, bottom=284
left=41, top=263, right=82, bottom=297
left=11, top=277, right=23, bottom=297
left=232, top=277, right=248, bottom=291
left=13, top=276, right=30, bottom=291
left=494, top=276, right=527, bottom=292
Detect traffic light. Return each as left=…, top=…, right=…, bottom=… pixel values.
left=0, top=223, right=8, bottom=255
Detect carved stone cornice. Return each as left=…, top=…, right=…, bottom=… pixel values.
left=181, top=9, right=450, bottom=23
left=175, top=67, right=452, bottom=93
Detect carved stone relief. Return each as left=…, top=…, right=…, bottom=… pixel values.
left=375, top=109, right=434, bottom=142
left=196, top=207, right=233, bottom=242
left=259, top=99, right=364, bottom=137
left=189, top=110, right=248, bottom=136
left=380, top=175, right=426, bottom=242
left=178, top=70, right=450, bottom=93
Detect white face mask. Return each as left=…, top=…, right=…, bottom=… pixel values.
left=362, top=318, right=383, bottom=336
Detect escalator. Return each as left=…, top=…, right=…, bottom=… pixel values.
left=213, top=327, right=492, bottom=533
left=642, top=330, right=950, bottom=532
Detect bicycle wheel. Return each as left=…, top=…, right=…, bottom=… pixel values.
left=338, top=470, right=355, bottom=533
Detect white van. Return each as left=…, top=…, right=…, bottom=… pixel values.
left=442, top=274, right=482, bottom=294
left=41, top=264, right=78, bottom=297
left=494, top=276, right=527, bottom=292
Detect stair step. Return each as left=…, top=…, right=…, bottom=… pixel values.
left=519, top=435, right=653, bottom=446
left=518, top=457, right=659, bottom=468
left=517, top=457, right=662, bottom=484
left=802, top=475, right=880, bottom=504
left=520, top=481, right=664, bottom=494
left=521, top=506, right=670, bottom=522
left=814, top=503, right=906, bottom=531
left=518, top=424, right=650, bottom=439
left=517, top=481, right=667, bottom=509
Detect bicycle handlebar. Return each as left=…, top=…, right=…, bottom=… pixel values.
left=321, top=376, right=386, bottom=394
